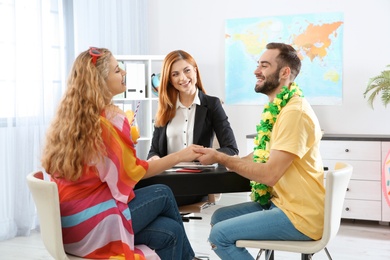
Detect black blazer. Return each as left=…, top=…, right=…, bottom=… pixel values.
left=147, top=91, right=239, bottom=159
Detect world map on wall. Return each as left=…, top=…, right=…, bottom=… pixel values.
left=225, top=13, right=344, bottom=105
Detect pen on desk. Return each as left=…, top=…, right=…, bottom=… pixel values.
left=176, top=168, right=203, bottom=173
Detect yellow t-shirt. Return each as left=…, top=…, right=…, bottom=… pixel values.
left=270, top=96, right=325, bottom=240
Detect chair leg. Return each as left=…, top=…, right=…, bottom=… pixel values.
left=180, top=213, right=202, bottom=222
left=265, top=250, right=274, bottom=260
left=324, top=247, right=332, bottom=260
left=256, top=247, right=331, bottom=260
left=255, top=249, right=264, bottom=260
left=255, top=249, right=275, bottom=260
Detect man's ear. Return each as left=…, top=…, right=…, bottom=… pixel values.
left=279, top=66, right=291, bottom=79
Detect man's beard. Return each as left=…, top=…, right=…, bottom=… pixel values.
left=254, top=69, right=280, bottom=95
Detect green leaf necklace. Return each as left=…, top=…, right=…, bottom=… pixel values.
left=250, top=82, right=303, bottom=205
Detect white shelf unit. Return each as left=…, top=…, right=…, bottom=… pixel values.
left=114, top=55, right=165, bottom=160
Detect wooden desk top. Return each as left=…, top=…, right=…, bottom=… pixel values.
left=135, top=165, right=251, bottom=196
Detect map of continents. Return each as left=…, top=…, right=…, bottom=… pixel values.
left=225, top=13, right=344, bottom=105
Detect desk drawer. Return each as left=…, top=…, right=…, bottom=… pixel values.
left=344, top=180, right=381, bottom=200
left=323, top=160, right=381, bottom=181
left=342, top=199, right=381, bottom=220
left=320, top=141, right=381, bottom=161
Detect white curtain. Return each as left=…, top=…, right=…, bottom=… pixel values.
left=71, top=0, right=149, bottom=57
left=0, top=0, right=148, bottom=242
left=0, top=0, right=66, bottom=241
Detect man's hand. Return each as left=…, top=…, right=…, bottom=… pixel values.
left=178, top=144, right=204, bottom=162
left=194, top=147, right=221, bottom=165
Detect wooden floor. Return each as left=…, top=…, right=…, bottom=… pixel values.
left=1, top=192, right=389, bottom=259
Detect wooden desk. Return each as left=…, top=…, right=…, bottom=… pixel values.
left=135, top=165, right=251, bottom=196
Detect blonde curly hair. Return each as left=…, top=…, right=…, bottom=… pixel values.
left=41, top=48, right=114, bottom=181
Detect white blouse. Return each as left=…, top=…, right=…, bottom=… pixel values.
left=166, top=89, right=201, bottom=154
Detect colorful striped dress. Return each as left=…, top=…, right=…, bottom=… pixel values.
left=52, top=110, right=159, bottom=259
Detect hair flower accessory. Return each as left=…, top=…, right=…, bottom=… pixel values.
left=251, top=82, right=303, bottom=205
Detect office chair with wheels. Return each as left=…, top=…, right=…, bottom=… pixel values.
left=179, top=194, right=221, bottom=222
left=236, top=162, right=353, bottom=260
left=26, top=171, right=159, bottom=260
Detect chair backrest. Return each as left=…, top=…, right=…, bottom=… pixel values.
left=321, top=162, right=353, bottom=247
left=26, top=171, right=74, bottom=260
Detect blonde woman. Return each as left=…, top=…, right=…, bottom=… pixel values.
left=41, top=47, right=201, bottom=260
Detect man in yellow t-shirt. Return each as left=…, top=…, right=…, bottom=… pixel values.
left=195, top=42, right=324, bottom=260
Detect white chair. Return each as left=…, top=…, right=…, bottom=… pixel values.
left=236, top=162, right=353, bottom=260
left=26, top=171, right=83, bottom=260
left=26, top=171, right=159, bottom=260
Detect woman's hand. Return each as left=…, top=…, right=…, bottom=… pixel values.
left=144, top=145, right=203, bottom=179
left=177, top=144, right=203, bottom=162
left=194, top=147, right=220, bottom=165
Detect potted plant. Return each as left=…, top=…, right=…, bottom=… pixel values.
left=363, top=65, right=390, bottom=108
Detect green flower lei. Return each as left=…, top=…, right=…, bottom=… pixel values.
left=250, top=82, right=303, bottom=205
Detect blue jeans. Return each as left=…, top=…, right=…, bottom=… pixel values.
left=129, top=184, right=194, bottom=260
left=209, top=201, right=312, bottom=260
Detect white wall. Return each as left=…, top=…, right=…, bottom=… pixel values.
left=147, top=0, right=390, bottom=155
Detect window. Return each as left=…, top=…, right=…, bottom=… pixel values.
left=0, top=0, right=65, bottom=120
